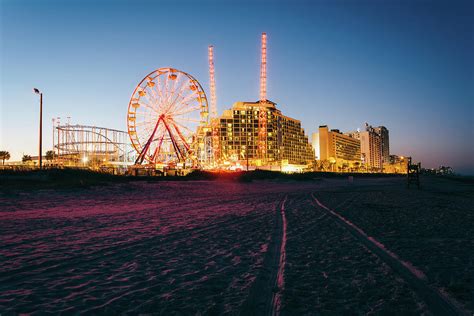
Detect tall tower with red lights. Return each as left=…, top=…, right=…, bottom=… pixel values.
left=258, top=32, right=268, bottom=163
left=208, top=45, right=217, bottom=118
left=209, top=45, right=220, bottom=164
left=260, top=33, right=267, bottom=102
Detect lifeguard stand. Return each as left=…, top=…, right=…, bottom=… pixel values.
left=407, top=157, right=421, bottom=189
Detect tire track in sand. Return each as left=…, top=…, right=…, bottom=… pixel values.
left=311, top=193, right=468, bottom=316
left=241, top=195, right=287, bottom=316
left=271, top=195, right=287, bottom=316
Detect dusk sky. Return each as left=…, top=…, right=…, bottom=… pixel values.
left=1, top=0, right=473, bottom=173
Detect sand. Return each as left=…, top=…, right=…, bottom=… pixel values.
left=0, top=176, right=472, bottom=314
left=313, top=177, right=474, bottom=314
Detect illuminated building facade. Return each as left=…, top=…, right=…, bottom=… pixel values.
left=373, top=126, right=389, bottom=163
left=314, top=125, right=361, bottom=171
left=217, top=100, right=314, bottom=167
left=345, top=124, right=382, bottom=170
left=383, top=154, right=408, bottom=173
left=311, top=132, right=320, bottom=160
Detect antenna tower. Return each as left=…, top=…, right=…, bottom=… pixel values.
left=258, top=33, right=268, bottom=163
left=208, top=45, right=217, bottom=118
left=209, top=45, right=220, bottom=165
left=260, top=33, right=267, bottom=101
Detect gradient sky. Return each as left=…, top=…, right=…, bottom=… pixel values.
left=1, top=0, right=473, bottom=174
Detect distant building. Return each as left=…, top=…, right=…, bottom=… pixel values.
left=315, top=125, right=361, bottom=171
left=311, top=132, right=320, bottom=160
left=373, top=126, right=389, bottom=163
left=217, top=100, right=314, bottom=167
left=384, top=154, right=408, bottom=174
left=345, top=123, right=382, bottom=170
left=389, top=154, right=404, bottom=164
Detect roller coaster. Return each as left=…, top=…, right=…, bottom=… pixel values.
left=54, top=124, right=135, bottom=168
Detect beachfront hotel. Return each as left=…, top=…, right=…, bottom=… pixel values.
left=313, top=125, right=361, bottom=171
left=215, top=100, right=314, bottom=169
left=345, top=124, right=383, bottom=170
left=373, top=126, right=390, bottom=163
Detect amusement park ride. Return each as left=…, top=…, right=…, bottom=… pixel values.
left=53, top=124, right=134, bottom=168
left=126, top=33, right=270, bottom=171
left=52, top=33, right=280, bottom=173
left=127, top=68, right=210, bottom=170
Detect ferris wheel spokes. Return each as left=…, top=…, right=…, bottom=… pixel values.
left=134, top=115, right=163, bottom=165
left=127, top=68, right=209, bottom=166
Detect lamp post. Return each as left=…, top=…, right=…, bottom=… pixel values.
left=246, top=115, right=249, bottom=171
left=52, top=118, right=55, bottom=164
left=56, top=117, right=61, bottom=165
left=33, top=88, right=43, bottom=170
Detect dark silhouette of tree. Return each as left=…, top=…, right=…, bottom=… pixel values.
left=0, top=151, right=10, bottom=165
left=353, top=161, right=360, bottom=172
left=22, top=155, right=32, bottom=163
left=45, top=150, right=54, bottom=162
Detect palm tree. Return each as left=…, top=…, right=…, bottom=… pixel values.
left=0, top=151, right=10, bottom=165
left=353, top=161, right=360, bottom=172
left=320, top=159, right=330, bottom=172
left=45, top=150, right=54, bottom=162
left=342, top=163, right=349, bottom=172
left=22, top=154, right=32, bottom=164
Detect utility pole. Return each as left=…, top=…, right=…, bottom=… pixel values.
left=57, top=117, right=61, bottom=165
left=52, top=118, right=55, bottom=164
left=66, top=117, right=71, bottom=161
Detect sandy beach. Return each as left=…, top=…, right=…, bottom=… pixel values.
left=0, top=176, right=472, bottom=314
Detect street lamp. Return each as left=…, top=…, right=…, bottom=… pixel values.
left=82, top=156, right=88, bottom=167
left=33, top=88, right=43, bottom=170
left=56, top=117, right=61, bottom=165
left=52, top=118, right=55, bottom=164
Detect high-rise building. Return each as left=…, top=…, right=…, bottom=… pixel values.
left=217, top=100, right=314, bottom=167
left=311, top=132, right=320, bottom=160
left=345, top=123, right=382, bottom=169
left=315, top=125, right=361, bottom=170
left=373, top=126, right=389, bottom=163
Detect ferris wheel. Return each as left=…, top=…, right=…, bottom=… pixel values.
left=127, top=68, right=209, bottom=166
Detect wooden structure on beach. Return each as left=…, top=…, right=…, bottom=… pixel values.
left=407, top=157, right=421, bottom=189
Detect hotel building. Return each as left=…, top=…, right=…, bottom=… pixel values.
left=373, top=126, right=390, bottom=163
left=345, top=124, right=383, bottom=170
left=313, top=125, right=361, bottom=170
left=216, top=100, right=314, bottom=168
